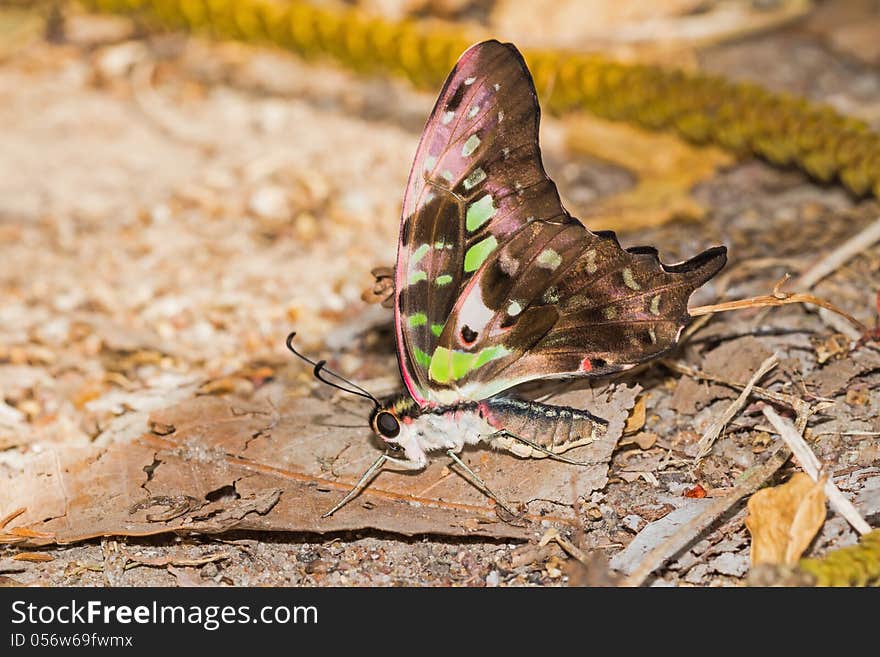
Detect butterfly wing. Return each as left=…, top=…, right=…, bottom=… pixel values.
left=433, top=226, right=726, bottom=400
left=394, top=40, right=566, bottom=405
left=394, top=40, right=727, bottom=405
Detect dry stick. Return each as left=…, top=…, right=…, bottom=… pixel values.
left=621, top=444, right=792, bottom=588
left=661, top=360, right=813, bottom=414
left=761, top=406, right=872, bottom=536
left=795, top=216, right=880, bottom=289
left=695, top=354, right=779, bottom=461
left=538, top=528, right=591, bottom=566
left=689, top=276, right=867, bottom=335
left=795, top=216, right=880, bottom=339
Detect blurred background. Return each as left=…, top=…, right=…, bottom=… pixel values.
left=1, top=1, right=879, bottom=586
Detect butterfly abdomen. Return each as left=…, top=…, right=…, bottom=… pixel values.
left=478, top=396, right=608, bottom=458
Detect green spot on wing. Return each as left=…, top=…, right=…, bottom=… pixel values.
left=428, top=345, right=510, bottom=384
left=435, top=274, right=453, bottom=286
left=409, top=270, right=427, bottom=284
left=473, top=346, right=509, bottom=369
left=412, top=243, right=430, bottom=264
left=466, top=195, right=497, bottom=232
left=431, top=323, right=444, bottom=337
left=429, top=347, right=451, bottom=383
left=413, top=347, right=431, bottom=369
left=464, top=235, right=498, bottom=272
left=408, top=313, right=427, bottom=327
left=450, top=350, right=474, bottom=380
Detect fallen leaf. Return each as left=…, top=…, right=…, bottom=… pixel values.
left=623, top=395, right=647, bottom=435
left=746, top=472, right=827, bottom=567
left=563, top=114, right=733, bottom=232
left=670, top=336, right=774, bottom=415
left=1, top=376, right=641, bottom=545
left=805, top=347, right=880, bottom=397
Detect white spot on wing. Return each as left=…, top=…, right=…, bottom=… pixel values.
left=441, top=110, right=455, bottom=125
left=458, top=290, right=495, bottom=339
left=467, top=104, right=480, bottom=119
left=464, top=76, right=476, bottom=85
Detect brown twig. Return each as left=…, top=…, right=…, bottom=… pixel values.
left=695, top=354, right=779, bottom=461
left=795, top=217, right=880, bottom=290
left=794, top=216, right=880, bottom=338
left=121, top=551, right=233, bottom=568
left=689, top=274, right=867, bottom=334
left=762, top=407, right=872, bottom=536
left=538, top=528, right=591, bottom=566
left=622, top=362, right=822, bottom=586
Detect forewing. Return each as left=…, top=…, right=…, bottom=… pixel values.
left=394, top=40, right=566, bottom=405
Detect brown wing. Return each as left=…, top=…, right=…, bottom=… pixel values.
left=393, top=40, right=566, bottom=405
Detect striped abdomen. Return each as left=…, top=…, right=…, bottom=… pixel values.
left=478, top=396, right=608, bottom=458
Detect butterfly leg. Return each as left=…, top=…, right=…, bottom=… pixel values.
left=490, top=429, right=591, bottom=466
left=322, top=452, right=425, bottom=518
left=446, top=449, right=518, bottom=517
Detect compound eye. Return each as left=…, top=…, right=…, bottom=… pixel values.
left=376, top=411, right=400, bottom=439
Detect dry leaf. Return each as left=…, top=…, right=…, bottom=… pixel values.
left=1, top=380, right=637, bottom=546
left=746, top=472, right=827, bottom=567
left=564, top=115, right=733, bottom=232
left=623, top=395, right=647, bottom=435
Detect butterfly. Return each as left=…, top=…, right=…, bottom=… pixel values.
left=288, top=39, right=726, bottom=517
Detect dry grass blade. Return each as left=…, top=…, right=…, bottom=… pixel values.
left=695, top=354, right=779, bottom=461
left=689, top=275, right=868, bottom=334
left=761, top=406, right=872, bottom=536
left=795, top=217, right=880, bottom=289
left=11, top=552, right=54, bottom=562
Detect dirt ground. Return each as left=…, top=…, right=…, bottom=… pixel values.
left=1, top=4, right=879, bottom=586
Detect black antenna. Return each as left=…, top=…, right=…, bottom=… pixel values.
left=286, top=332, right=380, bottom=408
